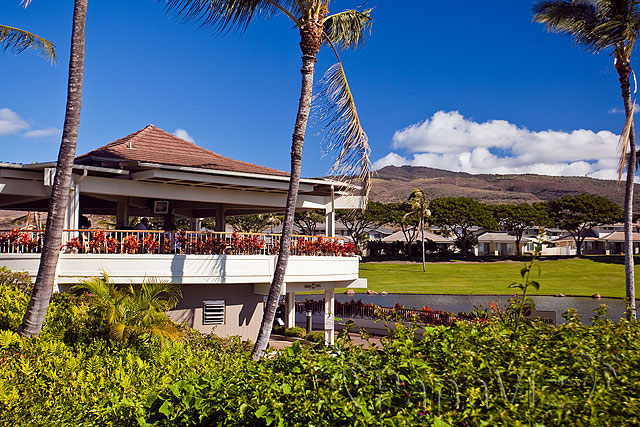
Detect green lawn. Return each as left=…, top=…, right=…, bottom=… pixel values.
left=355, top=258, right=638, bottom=298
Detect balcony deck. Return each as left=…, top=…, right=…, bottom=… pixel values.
left=0, top=229, right=365, bottom=290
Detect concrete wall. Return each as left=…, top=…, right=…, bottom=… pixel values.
left=168, top=284, right=264, bottom=341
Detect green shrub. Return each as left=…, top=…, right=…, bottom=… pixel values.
left=284, top=326, right=306, bottom=338
left=271, top=325, right=284, bottom=335
left=304, top=331, right=325, bottom=343
left=0, top=282, right=29, bottom=331
left=0, top=267, right=32, bottom=294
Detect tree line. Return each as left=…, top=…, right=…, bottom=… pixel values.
left=296, top=193, right=623, bottom=259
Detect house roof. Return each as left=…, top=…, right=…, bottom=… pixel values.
left=477, top=232, right=517, bottom=243
left=75, top=124, right=289, bottom=177
left=596, top=231, right=640, bottom=242
left=383, top=229, right=453, bottom=244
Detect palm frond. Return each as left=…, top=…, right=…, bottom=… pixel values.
left=314, top=60, right=372, bottom=199
left=323, top=8, right=372, bottom=50
left=534, top=0, right=640, bottom=53
left=0, top=24, right=56, bottom=62
left=533, top=1, right=608, bottom=52
left=618, top=102, right=636, bottom=182
left=161, top=0, right=301, bottom=32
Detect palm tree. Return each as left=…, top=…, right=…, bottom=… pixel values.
left=534, top=0, right=640, bottom=320
left=164, top=0, right=373, bottom=359
left=70, top=273, right=183, bottom=343
left=19, top=0, right=89, bottom=337
left=407, top=189, right=430, bottom=272
left=1, top=1, right=56, bottom=62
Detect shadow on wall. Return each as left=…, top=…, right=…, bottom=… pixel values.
left=169, top=308, right=195, bottom=329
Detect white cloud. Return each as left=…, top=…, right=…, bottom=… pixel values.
left=173, top=128, right=195, bottom=143
left=0, top=108, right=29, bottom=137
left=607, top=107, right=640, bottom=115
left=23, top=127, right=61, bottom=138
left=375, top=110, right=625, bottom=179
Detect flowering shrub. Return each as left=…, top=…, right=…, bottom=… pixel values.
left=142, top=235, right=159, bottom=253
left=122, top=235, right=140, bottom=254
left=0, top=229, right=40, bottom=253
left=64, top=237, right=83, bottom=252
left=203, top=237, right=226, bottom=255
left=0, top=229, right=354, bottom=256
left=176, top=230, right=189, bottom=253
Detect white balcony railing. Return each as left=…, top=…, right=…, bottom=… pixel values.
left=0, top=229, right=358, bottom=257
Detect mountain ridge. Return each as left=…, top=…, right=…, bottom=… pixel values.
left=370, top=165, right=638, bottom=208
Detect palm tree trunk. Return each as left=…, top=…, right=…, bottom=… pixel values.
left=252, top=25, right=322, bottom=360
left=616, top=61, right=637, bottom=320
left=19, top=0, right=88, bottom=337
left=421, top=216, right=425, bottom=272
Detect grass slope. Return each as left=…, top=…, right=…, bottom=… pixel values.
left=358, top=258, right=638, bottom=298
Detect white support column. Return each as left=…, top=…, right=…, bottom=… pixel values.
left=325, top=185, right=335, bottom=237
left=324, top=288, right=335, bottom=345
left=215, top=204, right=226, bottom=232
left=285, top=291, right=296, bottom=329
left=63, top=183, right=80, bottom=245
left=116, top=198, right=129, bottom=228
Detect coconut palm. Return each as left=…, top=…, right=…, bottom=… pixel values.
left=19, top=0, right=89, bottom=337
left=534, top=0, right=640, bottom=320
left=164, top=0, right=373, bottom=358
left=407, top=189, right=430, bottom=273
left=1, top=1, right=56, bottom=62
left=70, top=273, right=183, bottom=343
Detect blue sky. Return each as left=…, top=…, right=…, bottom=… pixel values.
left=0, top=1, right=633, bottom=180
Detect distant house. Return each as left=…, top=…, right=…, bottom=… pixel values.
left=0, top=124, right=368, bottom=344
left=476, top=232, right=520, bottom=256
left=553, top=223, right=640, bottom=255
left=382, top=229, right=454, bottom=252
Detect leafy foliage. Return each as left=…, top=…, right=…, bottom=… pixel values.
left=543, top=193, right=623, bottom=255
left=70, top=274, right=183, bottom=344
left=492, top=203, right=550, bottom=256
left=0, top=24, right=56, bottom=62
left=430, top=197, right=497, bottom=255
left=336, top=200, right=387, bottom=252
left=227, top=214, right=280, bottom=233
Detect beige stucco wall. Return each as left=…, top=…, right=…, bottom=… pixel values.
left=167, top=284, right=264, bottom=342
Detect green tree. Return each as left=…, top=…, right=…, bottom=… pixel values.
left=534, top=0, right=640, bottom=320
left=492, top=203, right=550, bottom=256
left=70, top=274, right=183, bottom=344
left=336, top=201, right=387, bottom=253
left=408, top=189, right=430, bottom=272
left=544, top=194, right=623, bottom=257
left=1, top=1, right=56, bottom=62
left=228, top=214, right=278, bottom=233
left=20, top=0, right=88, bottom=338
left=293, top=209, right=325, bottom=235
left=164, top=0, right=373, bottom=359
left=386, top=201, right=420, bottom=256
left=429, top=197, right=496, bottom=256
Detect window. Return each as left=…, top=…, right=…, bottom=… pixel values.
left=203, top=300, right=225, bottom=325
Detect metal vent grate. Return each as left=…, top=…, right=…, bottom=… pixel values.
left=203, top=300, right=225, bottom=325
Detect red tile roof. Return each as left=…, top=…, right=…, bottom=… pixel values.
left=75, top=124, right=289, bottom=177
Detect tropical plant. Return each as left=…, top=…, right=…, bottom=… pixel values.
left=407, top=189, right=430, bottom=272
left=534, top=0, right=640, bottom=320
left=386, top=201, right=420, bottom=256
left=1, top=1, right=56, bottom=62
left=163, top=0, right=373, bottom=359
left=19, top=0, right=89, bottom=337
left=69, top=273, right=183, bottom=344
